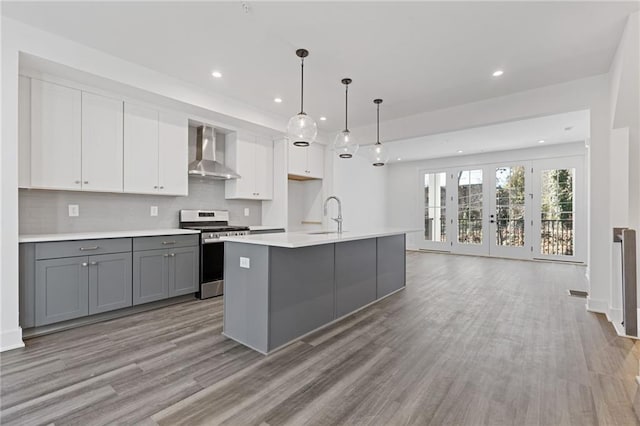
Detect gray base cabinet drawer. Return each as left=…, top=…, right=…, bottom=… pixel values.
left=36, top=257, right=89, bottom=326
left=169, top=246, right=199, bottom=297
left=133, top=249, right=169, bottom=305
left=89, top=252, right=133, bottom=315
left=133, top=234, right=198, bottom=252
left=36, top=238, right=132, bottom=260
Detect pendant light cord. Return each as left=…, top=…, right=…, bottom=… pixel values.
left=344, top=84, right=349, bottom=131
left=300, top=58, right=304, bottom=114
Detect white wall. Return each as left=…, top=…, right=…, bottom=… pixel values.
left=327, top=152, right=388, bottom=232
left=607, top=12, right=639, bottom=333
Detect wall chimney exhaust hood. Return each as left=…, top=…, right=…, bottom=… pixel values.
left=188, top=126, right=241, bottom=180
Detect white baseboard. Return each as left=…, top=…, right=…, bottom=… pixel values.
left=0, top=327, right=24, bottom=352
left=586, top=297, right=608, bottom=314
left=609, top=307, right=623, bottom=323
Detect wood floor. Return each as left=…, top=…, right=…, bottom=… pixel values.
left=2, top=252, right=639, bottom=425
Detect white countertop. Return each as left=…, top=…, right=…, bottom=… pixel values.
left=248, top=225, right=286, bottom=231
left=220, top=228, right=419, bottom=248
left=19, top=228, right=200, bottom=243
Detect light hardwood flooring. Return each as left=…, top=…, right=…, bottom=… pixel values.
left=2, top=252, right=640, bottom=425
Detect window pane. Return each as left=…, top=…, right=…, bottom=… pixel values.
left=495, top=166, right=525, bottom=247
left=424, top=172, right=447, bottom=242
left=541, top=168, right=574, bottom=256
left=458, top=169, right=483, bottom=244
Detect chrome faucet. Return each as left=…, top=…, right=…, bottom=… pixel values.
left=323, top=196, right=343, bottom=234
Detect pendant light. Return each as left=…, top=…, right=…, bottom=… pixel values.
left=332, top=78, right=359, bottom=158
left=287, top=49, right=318, bottom=147
left=369, top=99, right=389, bottom=166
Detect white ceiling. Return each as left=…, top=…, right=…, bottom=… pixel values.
left=385, top=109, right=589, bottom=162
left=2, top=1, right=637, bottom=134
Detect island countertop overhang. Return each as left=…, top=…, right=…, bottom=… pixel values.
left=219, top=228, right=419, bottom=248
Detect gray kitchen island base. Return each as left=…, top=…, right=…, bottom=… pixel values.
left=223, top=234, right=406, bottom=355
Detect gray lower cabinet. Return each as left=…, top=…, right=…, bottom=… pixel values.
left=133, top=249, right=169, bottom=305
left=335, top=239, right=377, bottom=318
left=35, top=256, right=90, bottom=326
left=168, top=246, right=199, bottom=297
left=89, top=252, right=133, bottom=315
left=377, top=234, right=407, bottom=298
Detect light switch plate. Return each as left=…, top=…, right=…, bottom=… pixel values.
left=244, top=208, right=250, bottom=217
left=150, top=206, right=158, bottom=216
left=240, top=257, right=250, bottom=269
left=68, top=204, right=79, bottom=217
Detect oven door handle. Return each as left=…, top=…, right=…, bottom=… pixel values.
left=203, top=239, right=224, bottom=244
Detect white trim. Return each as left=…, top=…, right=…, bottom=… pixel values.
left=0, top=327, right=25, bottom=352
left=586, top=297, right=609, bottom=314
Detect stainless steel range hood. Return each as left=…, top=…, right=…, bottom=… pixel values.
left=188, top=126, right=241, bottom=180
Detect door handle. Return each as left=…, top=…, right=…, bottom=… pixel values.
left=162, top=241, right=176, bottom=245
left=79, top=246, right=99, bottom=251
left=490, top=220, right=496, bottom=224
left=170, top=253, right=175, bottom=257
left=90, top=261, right=98, bottom=266
left=81, top=262, right=88, bottom=267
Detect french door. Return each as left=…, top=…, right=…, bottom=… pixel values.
left=420, top=156, right=584, bottom=262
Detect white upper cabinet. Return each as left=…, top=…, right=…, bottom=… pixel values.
left=81, top=92, right=124, bottom=192
left=287, top=139, right=324, bottom=179
left=18, top=76, right=31, bottom=188
left=158, top=112, right=188, bottom=196
left=225, top=133, right=273, bottom=200
left=307, top=143, right=325, bottom=179
left=21, top=78, right=187, bottom=196
left=30, top=79, right=82, bottom=190
left=124, top=103, right=188, bottom=196
left=254, top=136, right=274, bottom=199
left=124, top=103, right=159, bottom=194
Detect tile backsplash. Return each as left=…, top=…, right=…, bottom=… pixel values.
left=19, top=178, right=262, bottom=235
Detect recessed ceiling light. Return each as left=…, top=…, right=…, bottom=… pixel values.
left=457, top=150, right=464, bottom=154
left=492, top=70, right=504, bottom=77
left=538, top=140, right=545, bottom=144
left=274, top=97, right=283, bottom=103
left=211, top=70, right=222, bottom=78
left=320, top=116, right=327, bottom=121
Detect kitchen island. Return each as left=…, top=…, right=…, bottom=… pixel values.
left=220, top=229, right=412, bottom=354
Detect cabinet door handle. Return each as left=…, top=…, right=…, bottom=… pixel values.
left=159, top=186, right=164, bottom=189
left=75, top=180, right=81, bottom=184
left=84, top=181, right=89, bottom=184
left=154, top=185, right=158, bottom=189
left=162, top=241, right=176, bottom=245
left=169, top=253, right=175, bottom=257
left=79, top=246, right=99, bottom=251
left=163, top=253, right=169, bottom=257
left=81, top=262, right=88, bottom=267
left=90, top=261, right=98, bottom=265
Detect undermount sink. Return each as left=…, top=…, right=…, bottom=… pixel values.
left=307, top=231, right=347, bottom=235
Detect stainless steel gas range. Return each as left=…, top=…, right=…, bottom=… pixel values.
left=179, top=209, right=249, bottom=299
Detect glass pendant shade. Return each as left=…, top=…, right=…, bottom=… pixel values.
left=333, top=129, right=359, bottom=158
left=287, top=48, right=317, bottom=147
left=287, top=113, right=318, bottom=147
left=369, top=142, right=389, bottom=166
left=370, top=98, right=388, bottom=166
left=332, top=78, right=359, bottom=158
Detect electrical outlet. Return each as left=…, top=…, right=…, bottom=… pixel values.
left=244, top=208, right=250, bottom=217
left=240, top=257, right=250, bottom=269
left=150, top=206, right=158, bottom=217
left=68, top=204, right=79, bottom=217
